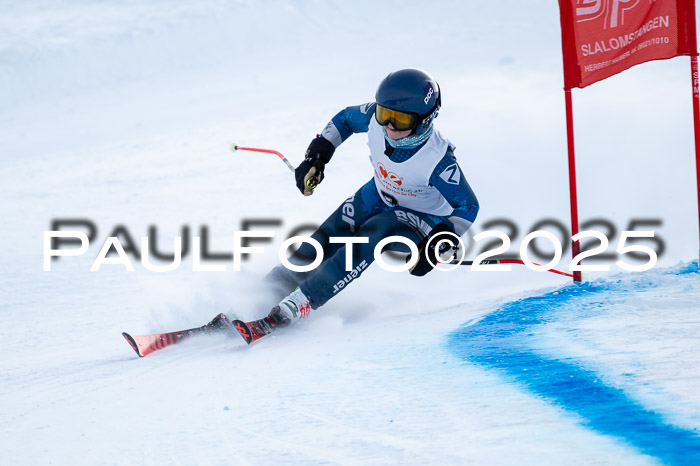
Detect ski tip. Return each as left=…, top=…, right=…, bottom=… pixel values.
left=230, top=143, right=239, bottom=152
left=232, top=320, right=253, bottom=345
left=122, top=332, right=144, bottom=358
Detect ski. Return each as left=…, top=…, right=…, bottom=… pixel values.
left=122, top=313, right=236, bottom=357
left=231, top=317, right=278, bottom=345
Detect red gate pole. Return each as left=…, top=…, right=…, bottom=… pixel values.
left=691, top=56, right=700, bottom=266
left=565, top=89, right=582, bottom=283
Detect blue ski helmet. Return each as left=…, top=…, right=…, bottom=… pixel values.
left=375, top=68, right=441, bottom=136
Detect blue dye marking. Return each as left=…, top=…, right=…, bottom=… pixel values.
left=448, top=261, right=700, bottom=465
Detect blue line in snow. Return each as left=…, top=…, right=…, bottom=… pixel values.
left=448, top=261, right=700, bottom=465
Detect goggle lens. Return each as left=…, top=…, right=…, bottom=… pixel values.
left=375, top=104, right=417, bottom=131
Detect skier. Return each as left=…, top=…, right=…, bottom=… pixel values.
left=242, top=68, right=479, bottom=341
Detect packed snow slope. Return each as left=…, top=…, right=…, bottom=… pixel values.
left=1, top=1, right=699, bottom=465
left=449, top=262, right=700, bottom=465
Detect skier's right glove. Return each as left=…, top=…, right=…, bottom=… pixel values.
left=295, top=136, right=335, bottom=196
left=408, top=223, right=459, bottom=277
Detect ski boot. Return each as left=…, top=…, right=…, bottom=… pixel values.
left=232, top=288, right=312, bottom=344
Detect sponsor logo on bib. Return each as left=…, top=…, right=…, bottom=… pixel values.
left=377, top=162, right=403, bottom=186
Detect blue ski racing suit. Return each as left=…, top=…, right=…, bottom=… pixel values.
left=267, top=103, right=479, bottom=309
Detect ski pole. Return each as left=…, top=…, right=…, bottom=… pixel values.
left=231, top=144, right=295, bottom=173
left=451, top=258, right=574, bottom=277
left=230, top=144, right=320, bottom=189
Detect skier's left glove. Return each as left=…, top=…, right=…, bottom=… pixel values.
left=408, top=223, right=459, bottom=277
left=295, top=136, right=335, bottom=196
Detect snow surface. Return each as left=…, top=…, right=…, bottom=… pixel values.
left=1, top=1, right=699, bottom=464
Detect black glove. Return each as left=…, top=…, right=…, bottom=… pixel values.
left=408, top=223, right=459, bottom=277
left=295, top=137, right=335, bottom=196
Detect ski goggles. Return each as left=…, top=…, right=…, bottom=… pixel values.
left=375, top=104, right=418, bottom=131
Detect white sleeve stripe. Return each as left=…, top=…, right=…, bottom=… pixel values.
left=320, top=121, right=343, bottom=148
left=447, top=216, right=473, bottom=236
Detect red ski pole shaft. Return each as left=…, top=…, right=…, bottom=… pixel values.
left=231, top=144, right=295, bottom=173
left=231, top=144, right=321, bottom=189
